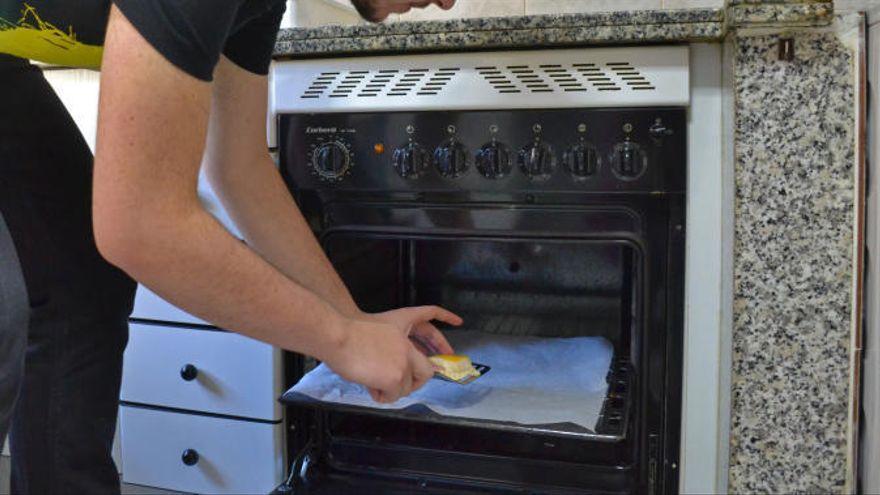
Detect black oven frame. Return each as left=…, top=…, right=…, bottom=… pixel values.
left=275, top=107, right=686, bottom=494
left=280, top=195, right=684, bottom=495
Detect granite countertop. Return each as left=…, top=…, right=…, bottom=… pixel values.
left=273, top=8, right=725, bottom=59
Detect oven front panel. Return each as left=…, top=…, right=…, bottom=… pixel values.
left=278, top=108, right=685, bottom=494
left=280, top=108, right=685, bottom=195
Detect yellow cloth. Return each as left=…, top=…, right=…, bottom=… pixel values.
left=0, top=3, right=102, bottom=68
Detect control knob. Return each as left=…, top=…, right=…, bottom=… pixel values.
left=311, top=141, right=351, bottom=181
left=518, top=139, right=556, bottom=180
left=434, top=137, right=470, bottom=178
left=393, top=141, right=429, bottom=179
left=610, top=137, right=647, bottom=180
left=476, top=140, right=512, bottom=179
left=564, top=140, right=600, bottom=180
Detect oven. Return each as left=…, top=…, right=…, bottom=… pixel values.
left=271, top=46, right=688, bottom=494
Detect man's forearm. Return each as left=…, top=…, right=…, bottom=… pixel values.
left=101, top=199, right=348, bottom=360
left=206, top=154, right=362, bottom=318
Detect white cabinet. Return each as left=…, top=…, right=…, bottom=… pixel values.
left=119, top=321, right=286, bottom=493
left=119, top=320, right=285, bottom=494
left=120, top=406, right=284, bottom=495
left=122, top=323, right=283, bottom=421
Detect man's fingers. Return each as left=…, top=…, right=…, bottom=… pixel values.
left=409, top=347, right=435, bottom=392
left=413, top=305, right=464, bottom=326
left=400, top=363, right=414, bottom=398
left=409, top=334, right=434, bottom=355
left=414, top=322, right=454, bottom=355
left=435, top=0, right=456, bottom=10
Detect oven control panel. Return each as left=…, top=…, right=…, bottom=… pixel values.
left=280, top=108, right=685, bottom=193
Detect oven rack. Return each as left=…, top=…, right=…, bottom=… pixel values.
left=594, top=355, right=632, bottom=437
left=281, top=355, right=632, bottom=443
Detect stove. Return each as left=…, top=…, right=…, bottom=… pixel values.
left=270, top=46, right=689, bottom=494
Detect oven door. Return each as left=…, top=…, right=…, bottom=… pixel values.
left=280, top=199, right=677, bottom=495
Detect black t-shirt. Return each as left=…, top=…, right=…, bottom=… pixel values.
left=0, top=0, right=286, bottom=81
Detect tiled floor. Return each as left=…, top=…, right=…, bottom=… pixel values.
left=1, top=456, right=178, bottom=495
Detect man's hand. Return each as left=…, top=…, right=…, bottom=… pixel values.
left=350, top=0, right=455, bottom=22
left=369, top=305, right=462, bottom=356
left=323, top=318, right=436, bottom=403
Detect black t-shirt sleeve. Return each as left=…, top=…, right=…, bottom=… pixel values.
left=223, top=3, right=285, bottom=77
left=111, top=0, right=284, bottom=82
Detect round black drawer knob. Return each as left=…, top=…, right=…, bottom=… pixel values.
left=180, top=364, right=198, bottom=382
left=181, top=449, right=199, bottom=466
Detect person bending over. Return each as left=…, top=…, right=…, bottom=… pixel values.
left=0, top=0, right=455, bottom=493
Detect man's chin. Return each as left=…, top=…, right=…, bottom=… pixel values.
left=349, top=0, right=387, bottom=23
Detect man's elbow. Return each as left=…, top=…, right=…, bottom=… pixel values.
left=93, top=205, right=158, bottom=277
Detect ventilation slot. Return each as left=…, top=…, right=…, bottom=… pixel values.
left=577, top=64, right=620, bottom=91
left=419, top=67, right=459, bottom=96
left=301, top=71, right=340, bottom=99
left=299, top=67, right=459, bottom=99
left=477, top=66, right=521, bottom=94
left=543, top=66, right=586, bottom=92
left=606, top=62, right=655, bottom=91
left=388, top=68, right=426, bottom=95
left=299, top=59, right=660, bottom=100
left=509, top=66, right=554, bottom=94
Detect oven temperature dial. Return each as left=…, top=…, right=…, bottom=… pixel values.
left=564, top=141, right=600, bottom=180
left=393, top=141, right=429, bottom=179
left=518, top=140, right=556, bottom=180
left=610, top=138, right=647, bottom=181
left=476, top=140, right=513, bottom=179
left=311, top=141, right=352, bottom=182
left=434, top=137, right=470, bottom=178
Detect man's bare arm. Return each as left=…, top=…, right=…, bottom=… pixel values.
left=202, top=57, right=361, bottom=318
left=202, top=57, right=460, bottom=355
left=94, top=7, right=343, bottom=359
left=94, top=6, right=436, bottom=403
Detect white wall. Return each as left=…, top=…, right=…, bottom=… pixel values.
left=282, top=0, right=725, bottom=27
left=42, top=69, right=101, bottom=151
left=680, top=42, right=730, bottom=494
left=863, top=15, right=880, bottom=495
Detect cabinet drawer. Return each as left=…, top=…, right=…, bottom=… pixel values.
left=120, top=406, right=284, bottom=494
left=122, top=323, right=282, bottom=421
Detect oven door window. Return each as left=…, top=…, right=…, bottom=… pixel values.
left=325, top=234, right=640, bottom=349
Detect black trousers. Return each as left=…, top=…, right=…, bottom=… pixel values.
left=0, top=54, right=136, bottom=494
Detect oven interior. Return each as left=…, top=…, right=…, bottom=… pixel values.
left=286, top=232, right=645, bottom=493
left=330, top=233, right=637, bottom=359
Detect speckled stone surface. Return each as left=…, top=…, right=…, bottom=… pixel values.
left=273, top=9, right=724, bottom=58
left=730, top=31, right=855, bottom=493
left=729, top=1, right=834, bottom=27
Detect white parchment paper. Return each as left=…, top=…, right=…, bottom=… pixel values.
left=289, top=331, right=614, bottom=431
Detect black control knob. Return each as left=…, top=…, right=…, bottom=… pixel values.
left=181, top=449, right=199, bottom=466
left=518, top=140, right=556, bottom=180
left=392, top=141, right=429, bottom=179
left=564, top=141, right=600, bottom=180
left=649, top=117, right=674, bottom=143
left=610, top=139, right=647, bottom=180
left=180, top=364, right=198, bottom=381
left=476, top=140, right=512, bottom=179
left=311, top=141, right=351, bottom=181
left=433, top=138, right=470, bottom=178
